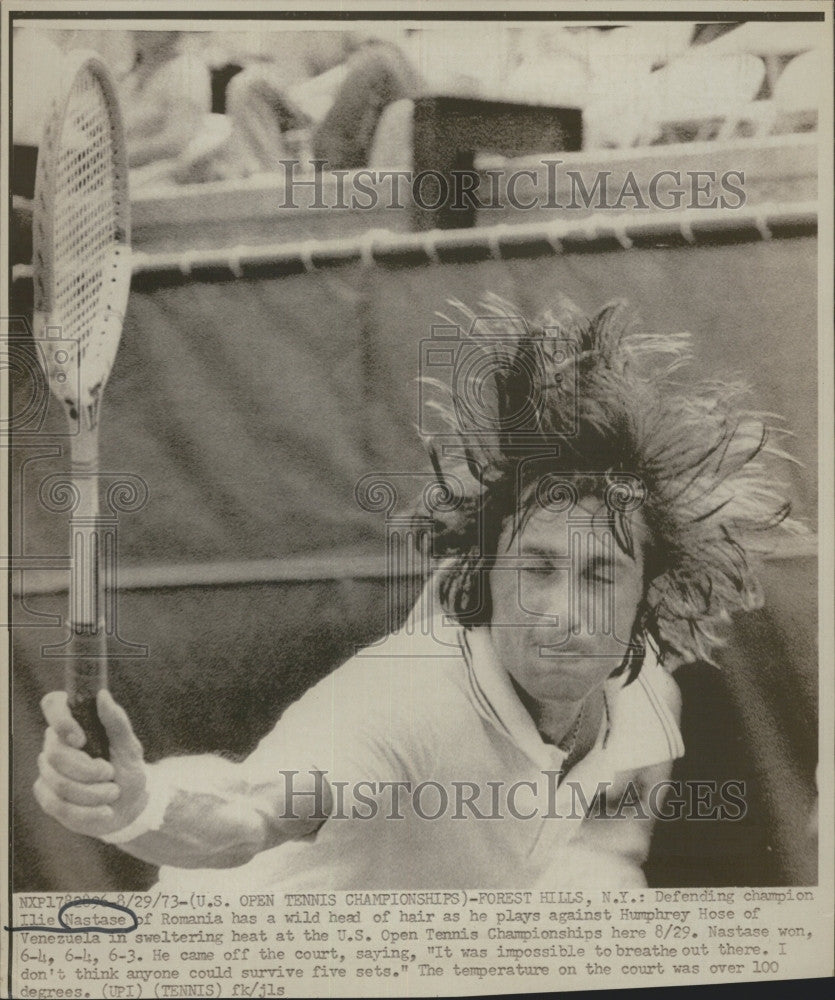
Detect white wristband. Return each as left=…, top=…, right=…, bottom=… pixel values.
left=100, top=767, right=174, bottom=845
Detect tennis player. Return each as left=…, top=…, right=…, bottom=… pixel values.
left=35, top=295, right=796, bottom=889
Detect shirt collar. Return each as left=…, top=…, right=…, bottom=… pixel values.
left=460, top=625, right=684, bottom=774
left=461, top=626, right=566, bottom=771
left=600, top=641, right=685, bottom=770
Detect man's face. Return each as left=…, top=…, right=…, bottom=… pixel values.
left=488, top=495, right=647, bottom=707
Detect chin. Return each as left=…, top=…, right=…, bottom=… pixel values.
left=523, top=667, right=591, bottom=704
left=525, top=653, right=609, bottom=699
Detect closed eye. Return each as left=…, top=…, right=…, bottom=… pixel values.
left=519, top=547, right=564, bottom=578
left=583, top=558, right=615, bottom=584
left=522, top=562, right=558, bottom=578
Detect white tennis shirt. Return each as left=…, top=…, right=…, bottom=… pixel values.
left=155, top=593, right=684, bottom=892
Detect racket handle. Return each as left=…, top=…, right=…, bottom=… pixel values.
left=65, top=658, right=110, bottom=761
left=69, top=694, right=110, bottom=761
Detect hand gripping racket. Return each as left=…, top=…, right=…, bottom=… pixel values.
left=32, top=52, right=131, bottom=759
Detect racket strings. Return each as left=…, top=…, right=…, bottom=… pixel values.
left=52, top=68, right=123, bottom=390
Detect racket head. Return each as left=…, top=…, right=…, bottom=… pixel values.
left=32, top=51, right=131, bottom=430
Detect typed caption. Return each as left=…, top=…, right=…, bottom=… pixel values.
left=8, top=887, right=830, bottom=998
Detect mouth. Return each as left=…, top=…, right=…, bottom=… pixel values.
left=527, top=652, right=586, bottom=674
left=529, top=649, right=614, bottom=673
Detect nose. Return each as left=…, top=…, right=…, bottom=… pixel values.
left=570, top=531, right=615, bottom=638
left=518, top=569, right=569, bottom=632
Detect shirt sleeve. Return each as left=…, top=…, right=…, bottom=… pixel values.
left=238, top=655, right=433, bottom=809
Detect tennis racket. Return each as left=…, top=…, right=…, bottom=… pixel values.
left=32, top=52, right=131, bottom=759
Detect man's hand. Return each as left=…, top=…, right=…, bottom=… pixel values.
left=35, top=690, right=149, bottom=840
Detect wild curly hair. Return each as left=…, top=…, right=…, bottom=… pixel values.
left=420, top=293, right=801, bottom=671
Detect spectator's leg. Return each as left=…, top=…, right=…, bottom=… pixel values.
left=368, top=98, right=415, bottom=171
left=224, top=66, right=312, bottom=175
left=312, top=43, right=421, bottom=170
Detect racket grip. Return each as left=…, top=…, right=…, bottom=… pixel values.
left=65, top=660, right=110, bottom=761
left=69, top=695, right=110, bottom=761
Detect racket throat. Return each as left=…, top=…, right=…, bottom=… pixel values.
left=84, top=384, right=104, bottom=432
left=63, top=384, right=104, bottom=435
left=68, top=517, right=110, bottom=636
left=70, top=414, right=101, bottom=476
left=68, top=418, right=105, bottom=632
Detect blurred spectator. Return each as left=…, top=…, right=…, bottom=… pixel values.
left=400, top=24, right=509, bottom=98
left=201, top=28, right=349, bottom=89
left=584, top=20, right=822, bottom=148
left=312, top=35, right=421, bottom=170
left=209, top=31, right=421, bottom=178
left=368, top=25, right=515, bottom=172
left=13, top=29, right=68, bottom=149
left=119, top=31, right=211, bottom=187
left=504, top=25, right=594, bottom=107
left=635, top=51, right=766, bottom=145
left=771, top=49, right=822, bottom=134
left=705, top=20, right=821, bottom=96
left=12, top=28, right=66, bottom=200
left=583, top=24, right=691, bottom=148
left=17, top=20, right=819, bottom=194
